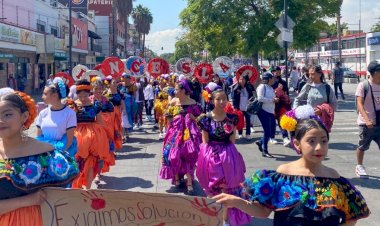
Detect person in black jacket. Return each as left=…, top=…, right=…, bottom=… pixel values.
left=232, top=75, right=255, bottom=139
left=272, top=66, right=289, bottom=94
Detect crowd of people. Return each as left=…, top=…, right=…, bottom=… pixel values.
left=0, top=59, right=379, bottom=226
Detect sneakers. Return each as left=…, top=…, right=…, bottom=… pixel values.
left=238, top=134, right=243, bottom=139
left=269, top=138, right=278, bottom=144
left=158, top=133, right=164, bottom=140
left=283, top=137, right=291, bottom=147
left=355, top=165, right=369, bottom=178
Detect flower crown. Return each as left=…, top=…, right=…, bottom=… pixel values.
left=0, top=88, right=37, bottom=129
left=280, top=105, right=319, bottom=132
left=202, top=82, right=222, bottom=103
left=52, top=77, right=67, bottom=99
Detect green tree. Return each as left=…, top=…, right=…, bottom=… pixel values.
left=178, top=0, right=343, bottom=67
left=132, top=5, right=153, bottom=57
left=371, top=21, right=380, bottom=32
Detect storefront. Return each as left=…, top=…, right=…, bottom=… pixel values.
left=0, top=23, right=39, bottom=93
left=367, top=32, right=380, bottom=66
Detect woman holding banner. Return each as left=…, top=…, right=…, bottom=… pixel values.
left=159, top=79, right=202, bottom=195
left=0, top=88, right=78, bottom=225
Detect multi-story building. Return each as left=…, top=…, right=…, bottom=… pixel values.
left=294, top=32, right=366, bottom=77
left=89, top=0, right=127, bottom=59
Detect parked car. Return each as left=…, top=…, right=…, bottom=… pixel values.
left=341, top=67, right=357, bottom=78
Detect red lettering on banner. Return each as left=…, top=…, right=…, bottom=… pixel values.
left=220, top=63, right=230, bottom=73
left=76, top=69, right=86, bottom=79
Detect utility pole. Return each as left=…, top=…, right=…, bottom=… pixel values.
left=359, top=0, right=362, bottom=79
left=68, top=0, right=72, bottom=74
left=337, top=9, right=342, bottom=63
left=284, top=0, right=289, bottom=95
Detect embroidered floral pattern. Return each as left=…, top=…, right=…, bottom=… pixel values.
left=19, top=161, right=42, bottom=185
left=242, top=170, right=370, bottom=222
left=0, top=150, right=79, bottom=190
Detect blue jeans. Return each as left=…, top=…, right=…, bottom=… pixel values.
left=257, top=109, right=276, bottom=152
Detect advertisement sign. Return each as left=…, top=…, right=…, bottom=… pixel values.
left=0, top=23, right=37, bottom=46
left=88, top=0, right=113, bottom=16
left=72, top=18, right=88, bottom=51
left=58, top=0, right=88, bottom=14
left=41, top=188, right=223, bottom=226
left=368, top=36, right=380, bottom=46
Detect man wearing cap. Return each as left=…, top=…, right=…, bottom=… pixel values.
left=332, top=62, right=345, bottom=101
left=355, top=61, right=380, bottom=178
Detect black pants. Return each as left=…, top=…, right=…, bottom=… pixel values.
left=145, top=99, right=154, bottom=116
left=238, top=111, right=251, bottom=135
left=334, top=83, right=345, bottom=100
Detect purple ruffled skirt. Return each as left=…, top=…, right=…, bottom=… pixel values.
left=196, top=141, right=251, bottom=226
left=159, top=114, right=201, bottom=183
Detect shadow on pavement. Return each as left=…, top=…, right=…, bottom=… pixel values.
left=349, top=176, right=380, bottom=189
left=329, top=142, right=357, bottom=151
left=115, top=152, right=156, bottom=160
left=273, top=153, right=299, bottom=162
left=118, top=145, right=143, bottom=153
left=165, top=180, right=206, bottom=197
left=99, top=176, right=154, bottom=190
left=126, top=136, right=160, bottom=144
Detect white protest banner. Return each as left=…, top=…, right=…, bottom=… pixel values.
left=41, top=188, right=223, bottom=226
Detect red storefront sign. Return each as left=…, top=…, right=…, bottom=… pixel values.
left=88, top=0, right=113, bottom=16
left=72, top=18, right=88, bottom=51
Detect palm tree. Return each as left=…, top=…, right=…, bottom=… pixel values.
left=132, top=4, right=153, bottom=57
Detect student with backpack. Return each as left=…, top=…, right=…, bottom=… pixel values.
left=293, top=65, right=337, bottom=132
left=355, top=61, right=380, bottom=178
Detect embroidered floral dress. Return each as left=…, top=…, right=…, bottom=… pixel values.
left=68, top=101, right=110, bottom=188
left=159, top=104, right=202, bottom=183
left=242, top=170, right=370, bottom=226
left=196, top=113, right=250, bottom=226
left=0, top=149, right=79, bottom=225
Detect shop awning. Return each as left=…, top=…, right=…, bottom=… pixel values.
left=88, top=30, right=102, bottom=39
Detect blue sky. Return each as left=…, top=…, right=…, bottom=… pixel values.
left=133, top=0, right=187, bottom=54
left=135, top=0, right=380, bottom=54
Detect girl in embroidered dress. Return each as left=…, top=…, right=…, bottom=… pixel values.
left=104, top=76, right=125, bottom=151
left=159, top=79, right=202, bottom=195
left=0, top=88, right=78, bottom=225
left=197, top=82, right=250, bottom=226
left=68, top=80, right=110, bottom=189
left=214, top=107, right=370, bottom=226
left=90, top=78, right=116, bottom=183
left=36, top=77, right=77, bottom=157
left=154, top=75, right=170, bottom=140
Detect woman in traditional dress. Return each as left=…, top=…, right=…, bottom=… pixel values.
left=197, top=82, right=250, bottom=226
left=159, top=79, right=202, bottom=195
left=68, top=80, right=110, bottom=189
left=214, top=110, right=370, bottom=226
left=0, top=88, right=78, bottom=225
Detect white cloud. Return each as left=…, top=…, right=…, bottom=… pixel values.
left=341, top=0, right=380, bottom=32
left=145, top=28, right=184, bottom=54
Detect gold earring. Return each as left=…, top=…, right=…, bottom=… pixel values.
left=21, top=125, right=28, bottom=142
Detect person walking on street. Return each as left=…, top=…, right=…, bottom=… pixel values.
left=255, top=72, right=278, bottom=158
left=232, top=75, right=254, bottom=140
left=355, top=60, right=380, bottom=178
left=332, top=62, right=345, bottom=101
